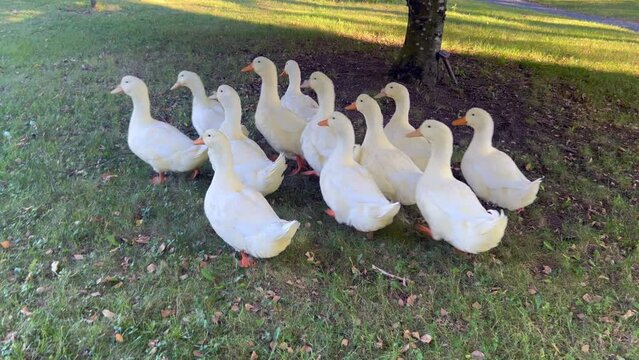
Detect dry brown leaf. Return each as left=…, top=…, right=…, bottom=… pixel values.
left=36, top=287, right=48, bottom=294
left=411, top=331, right=420, bottom=339
left=302, top=343, right=312, bottom=353
left=374, top=338, right=383, bottom=349
left=102, top=309, right=116, bottom=319
left=146, top=263, right=156, bottom=273
left=340, top=338, right=349, bottom=347
left=472, top=302, right=482, bottom=310
left=85, top=313, right=98, bottom=324
left=101, top=173, right=118, bottom=182
left=250, top=351, right=258, bottom=360
left=158, top=243, right=166, bottom=253
left=2, top=331, right=17, bottom=344
left=400, top=343, right=410, bottom=353
left=621, top=309, right=636, bottom=320
left=90, top=292, right=101, bottom=297
left=420, top=334, right=433, bottom=344
left=148, top=339, right=159, bottom=348
left=398, top=298, right=405, bottom=307
left=115, top=333, right=124, bottom=343
left=403, top=330, right=411, bottom=339
left=230, top=304, right=240, bottom=312
left=1, top=240, right=10, bottom=249
left=20, top=307, right=32, bottom=317
left=73, top=254, right=84, bottom=260
left=581, top=344, right=589, bottom=353
left=528, top=286, right=537, bottom=295
left=440, top=308, right=448, bottom=316
left=471, top=350, right=485, bottom=359
left=134, top=235, right=150, bottom=244
left=161, top=308, right=175, bottom=318
left=212, top=311, right=223, bottom=324
left=542, top=265, right=552, bottom=275
left=576, top=313, right=586, bottom=320
left=406, top=295, right=417, bottom=306
left=244, top=303, right=256, bottom=312
left=193, top=350, right=203, bottom=357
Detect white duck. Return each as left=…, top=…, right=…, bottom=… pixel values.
left=200, top=129, right=300, bottom=267
left=241, top=57, right=308, bottom=174
left=319, top=112, right=400, bottom=237
left=453, top=108, right=542, bottom=211
left=375, top=82, right=430, bottom=170
left=170, top=70, right=224, bottom=136
left=280, top=60, right=319, bottom=121
left=299, top=71, right=338, bottom=175
left=111, top=76, right=208, bottom=184
left=346, top=94, right=422, bottom=205
left=408, top=120, right=508, bottom=254
left=201, top=85, right=286, bottom=196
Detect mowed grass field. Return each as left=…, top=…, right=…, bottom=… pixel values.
left=1, top=0, right=638, bottom=358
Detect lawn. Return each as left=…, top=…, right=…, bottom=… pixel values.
left=1, top=0, right=638, bottom=358
left=529, top=0, right=639, bottom=22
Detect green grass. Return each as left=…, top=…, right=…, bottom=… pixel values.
left=529, top=0, right=639, bottom=22
left=1, top=0, right=638, bottom=358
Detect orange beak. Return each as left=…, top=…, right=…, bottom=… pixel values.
left=452, top=116, right=468, bottom=126
left=318, top=119, right=329, bottom=127
left=170, top=82, right=182, bottom=90
left=406, top=130, right=422, bottom=138
left=345, top=102, right=357, bottom=111
left=374, top=89, right=387, bottom=99
left=280, top=70, right=287, bottom=77
left=300, top=80, right=311, bottom=89
left=241, top=63, right=255, bottom=73
left=110, top=85, right=123, bottom=94
left=193, top=137, right=205, bottom=145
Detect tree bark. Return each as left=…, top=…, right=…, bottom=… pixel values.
left=390, top=0, right=447, bottom=86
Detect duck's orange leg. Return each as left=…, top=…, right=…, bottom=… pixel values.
left=190, top=168, right=200, bottom=180
left=239, top=251, right=255, bottom=268
left=289, top=155, right=308, bottom=176
left=324, top=208, right=335, bottom=217
left=415, top=224, right=433, bottom=237
left=301, top=170, right=319, bottom=177
left=151, top=172, right=166, bottom=185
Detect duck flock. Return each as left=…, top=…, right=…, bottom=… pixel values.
left=111, top=56, right=542, bottom=267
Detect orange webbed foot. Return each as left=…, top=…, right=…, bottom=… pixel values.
left=415, top=224, right=433, bottom=237
left=239, top=251, right=255, bottom=268
left=324, top=208, right=335, bottom=217
left=151, top=172, right=166, bottom=185
left=190, top=168, right=200, bottom=180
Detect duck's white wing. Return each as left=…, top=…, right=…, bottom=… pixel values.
left=282, top=93, right=318, bottom=121
left=466, top=150, right=531, bottom=189
left=210, top=188, right=280, bottom=239
left=427, top=179, right=488, bottom=219
left=324, top=164, right=388, bottom=205
left=135, top=121, right=203, bottom=160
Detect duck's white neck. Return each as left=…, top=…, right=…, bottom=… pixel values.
left=362, top=106, right=393, bottom=148
left=468, top=121, right=494, bottom=152
left=220, top=97, right=245, bottom=139
left=129, top=90, right=153, bottom=124
left=209, top=143, right=243, bottom=191
left=331, top=126, right=356, bottom=164
left=186, top=77, right=208, bottom=104
left=258, top=70, right=281, bottom=107
left=389, top=91, right=410, bottom=126
left=425, top=137, right=454, bottom=179
left=286, top=70, right=303, bottom=95
left=313, top=85, right=335, bottom=121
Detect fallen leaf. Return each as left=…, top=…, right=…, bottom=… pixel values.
left=230, top=304, right=240, bottom=312
left=20, top=307, right=32, bottom=317
left=403, top=330, right=412, bottom=339
left=244, top=303, right=255, bottom=312
left=135, top=235, right=150, bottom=244
left=542, top=265, right=552, bottom=275
left=135, top=219, right=143, bottom=226
left=146, top=263, right=156, bottom=273
left=193, top=350, right=203, bottom=357
left=374, top=337, right=383, bottom=349
left=212, top=311, right=223, bottom=324
left=102, top=309, right=116, bottom=319
left=472, top=302, right=482, bottom=310
left=576, top=313, right=586, bottom=320
left=161, top=308, right=175, bottom=318
left=419, top=333, right=432, bottom=344
left=528, top=286, right=537, bottom=295
left=101, top=173, right=118, bottom=182
left=302, top=343, right=312, bottom=353
left=73, top=254, right=84, bottom=260
left=621, top=310, right=636, bottom=320
left=2, top=331, right=17, bottom=344
left=398, top=298, right=405, bottom=307
left=148, top=339, right=159, bottom=348
left=471, top=350, right=485, bottom=359
left=406, top=295, right=417, bottom=306
left=341, top=338, right=349, bottom=347
left=51, top=260, right=60, bottom=274
left=158, top=243, right=166, bottom=254
left=1, top=240, right=10, bottom=249
left=90, top=291, right=101, bottom=297
left=36, top=286, right=48, bottom=294
left=599, top=316, right=614, bottom=323
left=250, top=351, right=258, bottom=360
left=400, top=343, right=410, bottom=353
left=581, top=344, right=589, bottom=353
left=440, top=308, right=448, bottom=316
left=85, top=313, right=98, bottom=324
left=115, top=333, right=124, bottom=343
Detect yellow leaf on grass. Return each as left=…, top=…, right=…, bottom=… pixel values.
left=1, top=240, right=10, bottom=249
left=115, top=333, right=124, bottom=343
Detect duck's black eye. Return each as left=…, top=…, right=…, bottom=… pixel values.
left=390, top=86, right=394, bottom=89
left=207, top=134, right=211, bottom=137
left=427, top=125, right=431, bottom=128
left=257, top=61, right=261, bottom=63
left=471, top=113, right=475, bottom=117
left=359, top=100, right=363, bottom=103
left=125, top=81, right=129, bottom=84
left=220, top=90, right=223, bottom=93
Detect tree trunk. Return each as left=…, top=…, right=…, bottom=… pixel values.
left=390, top=0, right=447, bottom=86
left=90, top=0, right=97, bottom=9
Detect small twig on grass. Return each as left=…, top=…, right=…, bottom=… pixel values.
left=371, top=265, right=411, bottom=286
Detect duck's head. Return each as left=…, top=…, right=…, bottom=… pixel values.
left=241, top=56, right=276, bottom=77
left=301, top=71, right=331, bottom=91
left=453, top=108, right=493, bottom=130
left=209, top=84, right=240, bottom=108
left=171, top=70, right=198, bottom=90
left=407, top=119, right=452, bottom=145
left=318, top=111, right=353, bottom=135
left=194, top=129, right=228, bottom=150
left=280, top=59, right=300, bottom=77
left=345, top=94, right=375, bottom=112
left=375, top=82, right=407, bottom=99
left=111, top=76, right=146, bottom=96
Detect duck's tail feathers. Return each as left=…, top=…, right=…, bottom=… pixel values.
left=260, top=153, right=287, bottom=181
left=247, top=220, right=299, bottom=258
left=375, top=202, right=401, bottom=219
left=457, top=210, right=508, bottom=254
